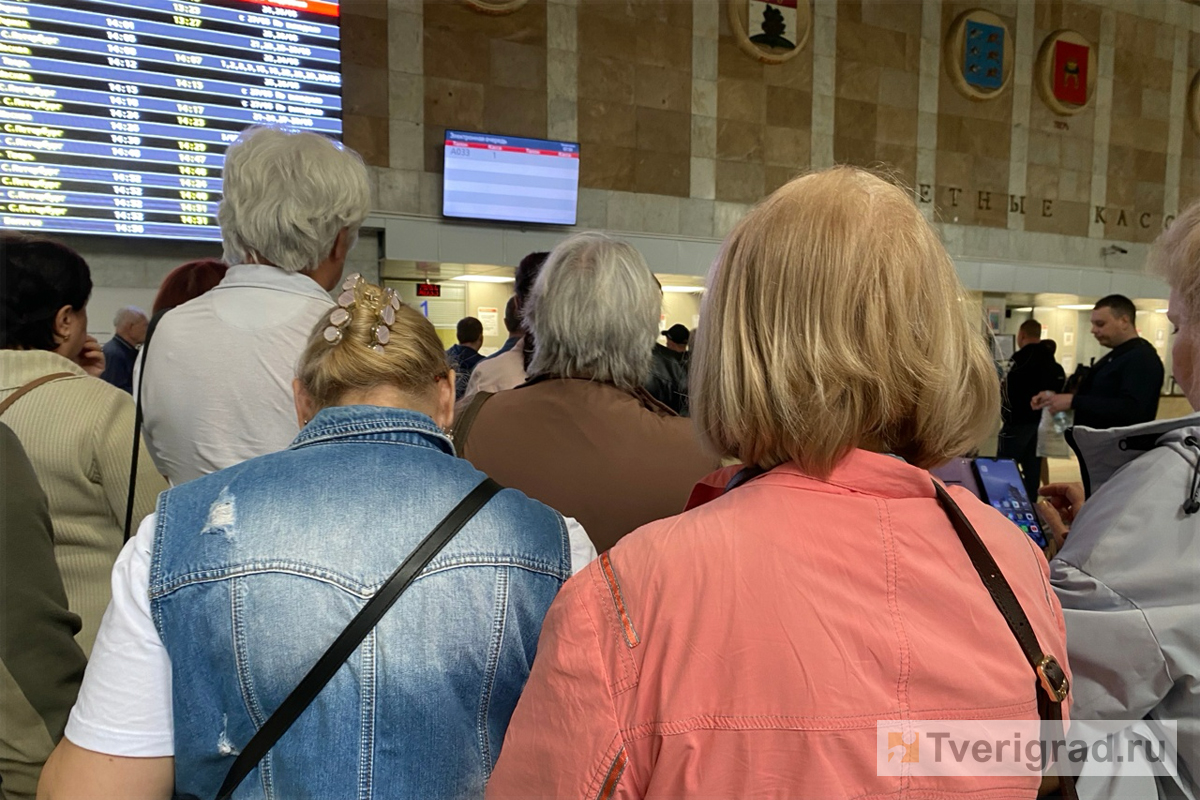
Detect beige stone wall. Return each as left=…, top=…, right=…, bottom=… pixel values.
left=340, top=0, right=1200, bottom=272
left=577, top=2, right=692, bottom=195
left=422, top=0, right=549, bottom=173
left=833, top=1, right=921, bottom=188
left=1105, top=7, right=1173, bottom=241
left=1183, top=30, right=1200, bottom=207
left=714, top=7, right=812, bottom=203
left=342, top=2, right=390, bottom=167
left=1024, top=1, right=1100, bottom=238
left=935, top=2, right=1016, bottom=229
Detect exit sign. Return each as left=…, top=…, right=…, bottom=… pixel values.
left=416, top=283, right=441, bottom=297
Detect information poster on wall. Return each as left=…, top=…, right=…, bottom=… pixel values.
left=477, top=307, right=498, bottom=337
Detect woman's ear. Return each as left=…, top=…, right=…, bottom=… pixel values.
left=52, top=305, right=74, bottom=347
left=293, top=378, right=317, bottom=428
left=432, top=371, right=456, bottom=430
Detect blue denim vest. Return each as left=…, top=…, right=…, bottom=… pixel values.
left=149, top=406, right=571, bottom=799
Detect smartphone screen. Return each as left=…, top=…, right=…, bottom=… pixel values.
left=971, top=458, right=1049, bottom=549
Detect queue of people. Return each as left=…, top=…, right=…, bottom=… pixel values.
left=2, top=125, right=1196, bottom=800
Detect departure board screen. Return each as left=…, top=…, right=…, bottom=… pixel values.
left=0, top=0, right=342, bottom=241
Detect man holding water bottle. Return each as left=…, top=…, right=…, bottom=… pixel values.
left=1032, top=294, right=1164, bottom=430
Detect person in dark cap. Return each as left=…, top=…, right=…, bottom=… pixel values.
left=645, top=323, right=691, bottom=415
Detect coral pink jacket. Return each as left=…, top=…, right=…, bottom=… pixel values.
left=486, top=450, right=1070, bottom=799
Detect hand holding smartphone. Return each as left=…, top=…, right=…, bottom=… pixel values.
left=970, top=457, right=1050, bottom=551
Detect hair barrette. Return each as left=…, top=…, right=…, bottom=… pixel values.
left=322, top=272, right=361, bottom=344
left=323, top=274, right=403, bottom=354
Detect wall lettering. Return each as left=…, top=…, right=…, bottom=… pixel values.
left=927, top=185, right=1173, bottom=231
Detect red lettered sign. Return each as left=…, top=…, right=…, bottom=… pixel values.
left=416, top=283, right=441, bottom=297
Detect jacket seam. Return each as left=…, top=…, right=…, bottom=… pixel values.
left=358, top=630, right=376, bottom=800
left=477, top=566, right=509, bottom=778
left=878, top=498, right=913, bottom=794
left=579, top=573, right=631, bottom=799
left=619, top=701, right=1038, bottom=741
left=149, top=557, right=568, bottom=599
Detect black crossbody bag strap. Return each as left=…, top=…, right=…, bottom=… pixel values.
left=125, top=309, right=168, bottom=542
left=933, top=481, right=1077, bottom=800
left=214, top=477, right=503, bottom=800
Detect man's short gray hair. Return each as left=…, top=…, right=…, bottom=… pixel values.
left=526, top=232, right=661, bottom=390
left=218, top=126, right=371, bottom=273
left=113, top=306, right=146, bottom=328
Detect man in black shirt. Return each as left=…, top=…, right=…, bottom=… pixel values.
left=999, top=319, right=1063, bottom=499
left=1033, top=294, right=1164, bottom=430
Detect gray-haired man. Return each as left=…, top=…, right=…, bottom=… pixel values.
left=98, top=306, right=148, bottom=393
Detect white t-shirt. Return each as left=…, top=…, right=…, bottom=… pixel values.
left=140, top=264, right=334, bottom=485
left=65, top=513, right=597, bottom=757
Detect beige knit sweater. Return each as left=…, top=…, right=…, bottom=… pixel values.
left=0, top=351, right=167, bottom=656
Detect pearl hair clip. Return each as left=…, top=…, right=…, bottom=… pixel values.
left=323, top=274, right=402, bottom=353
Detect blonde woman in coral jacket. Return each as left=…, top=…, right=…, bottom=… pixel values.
left=486, top=168, right=1071, bottom=800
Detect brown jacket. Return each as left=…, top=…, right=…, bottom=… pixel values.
left=457, top=378, right=717, bottom=552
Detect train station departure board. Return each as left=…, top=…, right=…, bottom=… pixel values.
left=0, top=0, right=343, bottom=241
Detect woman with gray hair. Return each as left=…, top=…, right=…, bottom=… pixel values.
left=455, top=232, right=716, bottom=552
left=139, top=125, right=371, bottom=485
left=1040, top=199, right=1200, bottom=799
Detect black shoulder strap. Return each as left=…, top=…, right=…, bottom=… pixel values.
left=214, top=477, right=503, bottom=800
left=449, top=390, right=493, bottom=455
left=932, top=481, right=1077, bottom=799
left=125, top=309, right=168, bottom=542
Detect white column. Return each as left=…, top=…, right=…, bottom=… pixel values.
left=547, top=0, right=578, bottom=142
left=915, top=0, right=941, bottom=220
left=690, top=0, right=719, bottom=201
left=1087, top=9, right=1116, bottom=239
left=1007, top=1, right=1035, bottom=230
left=809, top=1, right=837, bottom=169
left=1163, top=3, right=1189, bottom=223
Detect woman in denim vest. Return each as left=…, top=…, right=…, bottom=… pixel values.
left=41, top=277, right=593, bottom=800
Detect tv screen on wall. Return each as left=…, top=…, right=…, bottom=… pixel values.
left=0, top=0, right=344, bottom=242
left=442, top=129, right=579, bottom=226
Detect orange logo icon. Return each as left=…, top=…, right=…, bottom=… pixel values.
left=887, top=731, right=920, bottom=763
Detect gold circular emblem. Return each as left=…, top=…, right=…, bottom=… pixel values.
left=726, top=0, right=812, bottom=66
left=1034, top=29, right=1096, bottom=115
left=944, top=9, right=1014, bottom=101
left=460, top=0, right=528, bottom=15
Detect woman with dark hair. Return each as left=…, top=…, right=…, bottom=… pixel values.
left=152, top=259, right=228, bottom=314
left=0, top=234, right=166, bottom=656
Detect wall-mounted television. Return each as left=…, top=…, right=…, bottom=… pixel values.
left=1, top=0, right=343, bottom=242
left=442, top=129, right=579, bottom=226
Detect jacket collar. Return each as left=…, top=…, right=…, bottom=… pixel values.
left=290, top=405, right=454, bottom=455
left=686, top=448, right=937, bottom=510
left=215, top=263, right=334, bottom=305
left=0, top=349, right=88, bottom=390
left=1068, top=413, right=1200, bottom=496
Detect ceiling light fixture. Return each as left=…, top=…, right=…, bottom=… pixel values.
left=1011, top=306, right=1033, bottom=312
left=1156, top=308, right=1169, bottom=313
left=1057, top=304, right=1094, bottom=310
left=661, top=285, right=704, bottom=293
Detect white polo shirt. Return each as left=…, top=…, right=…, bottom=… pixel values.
left=139, top=264, right=333, bottom=485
